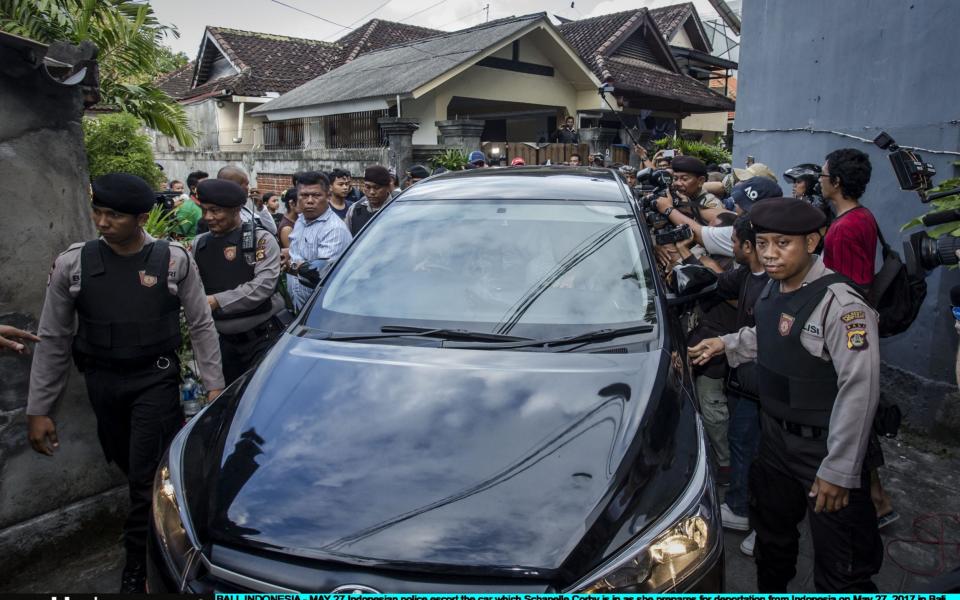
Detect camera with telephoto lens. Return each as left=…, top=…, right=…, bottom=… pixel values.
left=155, top=190, right=181, bottom=213
left=875, top=131, right=960, bottom=274
left=636, top=168, right=677, bottom=229
left=655, top=224, right=693, bottom=246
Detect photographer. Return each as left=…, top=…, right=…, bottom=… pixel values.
left=670, top=156, right=725, bottom=223
left=820, top=148, right=877, bottom=289
left=784, top=162, right=831, bottom=223
left=654, top=177, right=782, bottom=258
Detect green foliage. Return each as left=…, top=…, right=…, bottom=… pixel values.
left=0, top=0, right=195, bottom=145
left=902, top=170, right=960, bottom=239
left=430, top=149, right=468, bottom=171
left=143, top=204, right=180, bottom=239
left=83, top=112, right=164, bottom=188
left=653, top=137, right=732, bottom=165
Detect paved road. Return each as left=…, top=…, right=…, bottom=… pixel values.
left=2, top=437, right=957, bottom=593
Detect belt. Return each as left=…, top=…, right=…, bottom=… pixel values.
left=77, top=352, right=178, bottom=372
left=220, top=315, right=283, bottom=344
left=772, top=417, right=825, bottom=440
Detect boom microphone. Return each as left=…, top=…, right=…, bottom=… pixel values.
left=920, top=208, right=960, bottom=227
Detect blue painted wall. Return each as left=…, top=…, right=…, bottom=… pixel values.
left=733, top=0, right=960, bottom=383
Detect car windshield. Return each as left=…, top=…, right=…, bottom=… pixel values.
left=305, top=199, right=658, bottom=341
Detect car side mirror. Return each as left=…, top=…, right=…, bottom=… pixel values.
left=666, top=264, right=719, bottom=306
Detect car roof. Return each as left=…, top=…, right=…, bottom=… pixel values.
left=397, top=166, right=630, bottom=203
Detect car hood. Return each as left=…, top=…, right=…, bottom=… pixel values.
left=191, top=333, right=691, bottom=575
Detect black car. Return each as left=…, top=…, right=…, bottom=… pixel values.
left=148, top=166, right=723, bottom=593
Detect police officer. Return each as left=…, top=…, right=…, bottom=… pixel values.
left=26, top=173, right=224, bottom=592
left=193, top=179, right=287, bottom=385
left=688, top=197, right=882, bottom=591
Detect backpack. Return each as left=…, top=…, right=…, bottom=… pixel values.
left=868, top=228, right=927, bottom=337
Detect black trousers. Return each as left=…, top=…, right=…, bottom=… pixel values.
left=218, top=317, right=283, bottom=386
left=83, top=355, right=182, bottom=562
left=749, top=413, right=883, bottom=592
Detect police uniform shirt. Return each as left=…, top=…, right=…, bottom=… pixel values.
left=27, top=233, right=225, bottom=415
left=191, top=228, right=284, bottom=335
left=695, top=190, right=724, bottom=210
left=719, top=255, right=880, bottom=489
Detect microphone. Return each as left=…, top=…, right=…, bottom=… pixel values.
left=951, top=284, right=960, bottom=321
left=921, top=208, right=960, bottom=227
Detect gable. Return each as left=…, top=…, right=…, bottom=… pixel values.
left=609, top=20, right=676, bottom=71
left=193, top=32, right=240, bottom=88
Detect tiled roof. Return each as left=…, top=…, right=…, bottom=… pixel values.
left=158, top=20, right=442, bottom=102
left=603, top=55, right=734, bottom=110
left=336, top=19, right=443, bottom=63
left=649, top=3, right=694, bottom=40
left=559, top=9, right=733, bottom=112
left=559, top=9, right=641, bottom=75
left=251, top=14, right=546, bottom=116
left=156, top=61, right=195, bottom=98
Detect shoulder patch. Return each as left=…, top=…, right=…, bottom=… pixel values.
left=841, top=310, right=866, bottom=323
left=847, top=328, right=868, bottom=350
left=802, top=322, right=823, bottom=336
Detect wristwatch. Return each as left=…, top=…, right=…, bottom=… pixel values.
left=662, top=206, right=674, bottom=217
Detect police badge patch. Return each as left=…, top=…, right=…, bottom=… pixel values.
left=778, top=313, right=795, bottom=336
left=224, top=246, right=237, bottom=261
left=139, top=270, right=158, bottom=287
left=847, top=329, right=867, bottom=350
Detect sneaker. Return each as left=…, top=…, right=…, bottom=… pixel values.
left=720, top=502, right=750, bottom=531
left=717, top=465, right=731, bottom=487
left=120, top=559, right=146, bottom=593
left=740, top=530, right=756, bottom=557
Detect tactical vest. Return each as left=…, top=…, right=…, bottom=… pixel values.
left=74, top=239, right=181, bottom=361
left=194, top=226, right=272, bottom=320
left=350, top=203, right=376, bottom=235
left=755, top=273, right=850, bottom=428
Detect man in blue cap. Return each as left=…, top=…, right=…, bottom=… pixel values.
left=467, top=150, right=487, bottom=168
left=26, top=173, right=224, bottom=592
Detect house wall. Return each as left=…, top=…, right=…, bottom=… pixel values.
left=154, top=147, right=389, bottom=191
left=215, top=101, right=267, bottom=151
left=671, top=27, right=695, bottom=49
left=735, top=0, right=960, bottom=440
left=421, top=61, right=580, bottom=144
left=0, top=41, right=121, bottom=579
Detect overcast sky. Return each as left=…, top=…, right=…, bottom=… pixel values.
left=151, top=0, right=726, bottom=58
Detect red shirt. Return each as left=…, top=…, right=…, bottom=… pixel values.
left=823, top=205, right=878, bottom=287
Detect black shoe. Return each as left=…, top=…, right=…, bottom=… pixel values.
left=120, top=560, right=146, bottom=593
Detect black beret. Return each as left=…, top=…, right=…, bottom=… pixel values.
left=196, top=179, right=246, bottom=207
left=750, top=197, right=827, bottom=234
left=364, top=165, right=392, bottom=187
left=407, top=164, right=430, bottom=179
left=91, top=173, right=155, bottom=215
left=670, top=155, right=707, bottom=177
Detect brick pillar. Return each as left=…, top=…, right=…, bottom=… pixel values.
left=435, top=119, right=485, bottom=155
left=378, top=117, right=420, bottom=183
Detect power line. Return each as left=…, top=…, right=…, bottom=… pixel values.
left=346, top=0, right=396, bottom=27
left=398, top=0, right=451, bottom=23
left=438, top=5, right=488, bottom=29
left=269, top=0, right=350, bottom=29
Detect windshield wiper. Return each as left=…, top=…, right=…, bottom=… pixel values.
left=443, top=324, right=655, bottom=350
left=317, top=325, right=533, bottom=343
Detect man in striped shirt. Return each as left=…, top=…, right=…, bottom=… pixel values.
left=287, top=171, right=352, bottom=311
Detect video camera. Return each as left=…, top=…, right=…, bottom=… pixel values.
left=875, top=131, right=960, bottom=274
left=155, top=190, right=181, bottom=213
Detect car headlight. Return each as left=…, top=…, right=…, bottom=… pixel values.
left=152, top=422, right=201, bottom=588
left=567, top=419, right=720, bottom=592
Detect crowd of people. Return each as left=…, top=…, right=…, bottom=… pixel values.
left=635, top=145, right=893, bottom=591
left=6, top=141, right=900, bottom=593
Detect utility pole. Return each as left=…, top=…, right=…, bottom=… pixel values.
left=484, top=3, right=489, bottom=22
